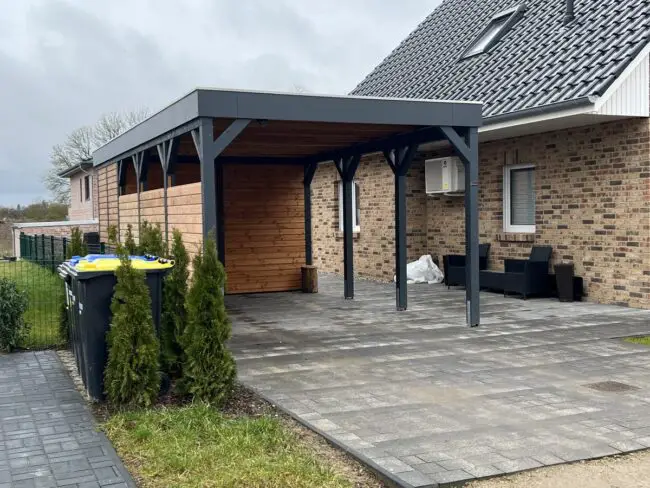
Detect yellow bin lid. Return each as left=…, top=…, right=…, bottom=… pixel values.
left=75, top=257, right=174, bottom=272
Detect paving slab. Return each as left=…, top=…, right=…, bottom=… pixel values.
left=0, top=351, right=136, bottom=488
left=228, top=274, right=650, bottom=487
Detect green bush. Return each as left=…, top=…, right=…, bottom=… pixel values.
left=161, top=229, right=189, bottom=377
left=139, top=221, right=165, bottom=256
left=0, top=278, right=30, bottom=352
left=104, top=246, right=160, bottom=408
left=182, top=233, right=236, bottom=405
left=124, top=224, right=137, bottom=255
left=66, top=227, right=88, bottom=258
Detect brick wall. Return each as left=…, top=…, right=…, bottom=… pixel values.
left=312, top=118, right=650, bottom=308
left=311, top=153, right=428, bottom=281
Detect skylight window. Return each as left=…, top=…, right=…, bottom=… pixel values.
left=462, top=6, right=525, bottom=59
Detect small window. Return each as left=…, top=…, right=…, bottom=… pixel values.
left=79, top=179, right=83, bottom=202
left=463, top=6, right=524, bottom=59
left=84, top=175, right=91, bottom=201
left=338, top=181, right=360, bottom=232
left=503, top=164, right=535, bottom=233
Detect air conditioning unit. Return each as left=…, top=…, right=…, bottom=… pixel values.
left=425, top=157, right=465, bottom=195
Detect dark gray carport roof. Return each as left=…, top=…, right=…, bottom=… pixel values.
left=93, top=88, right=482, bottom=166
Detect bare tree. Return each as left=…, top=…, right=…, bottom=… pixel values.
left=45, top=109, right=149, bottom=204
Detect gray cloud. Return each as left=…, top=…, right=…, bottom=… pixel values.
left=0, top=0, right=440, bottom=206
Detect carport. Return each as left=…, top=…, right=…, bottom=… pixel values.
left=93, top=89, right=482, bottom=326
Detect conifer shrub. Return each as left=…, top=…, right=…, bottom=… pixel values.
left=107, top=225, right=118, bottom=246
left=124, top=224, right=137, bottom=255
left=182, top=233, right=236, bottom=405
left=66, top=227, right=88, bottom=258
left=104, top=246, right=160, bottom=408
left=139, top=221, right=165, bottom=256
left=160, top=229, right=189, bottom=377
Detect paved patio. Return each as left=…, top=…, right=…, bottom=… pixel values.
left=0, top=351, right=135, bottom=488
left=228, top=275, right=650, bottom=487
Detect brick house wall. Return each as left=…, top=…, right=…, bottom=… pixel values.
left=312, top=118, right=650, bottom=308
left=311, top=153, right=427, bottom=280
left=68, top=171, right=96, bottom=221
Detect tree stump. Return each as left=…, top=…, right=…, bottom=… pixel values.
left=301, top=265, right=318, bottom=293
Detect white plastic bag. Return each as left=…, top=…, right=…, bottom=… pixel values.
left=394, top=254, right=444, bottom=284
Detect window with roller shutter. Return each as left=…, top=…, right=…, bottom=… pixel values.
left=503, top=164, right=535, bottom=233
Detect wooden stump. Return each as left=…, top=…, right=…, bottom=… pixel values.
left=301, top=265, right=318, bottom=293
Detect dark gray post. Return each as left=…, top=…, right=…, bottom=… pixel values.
left=192, top=117, right=251, bottom=251
left=384, top=146, right=417, bottom=311
left=157, top=138, right=177, bottom=247
left=132, top=152, right=144, bottom=233
left=303, top=162, right=318, bottom=265
left=215, top=161, right=226, bottom=264
left=336, top=155, right=361, bottom=299
left=440, top=126, right=480, bottom=327
left=464, top=128, right=480, bottom=327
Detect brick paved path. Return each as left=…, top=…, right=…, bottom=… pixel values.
left=0, top=351, right=135, bottom=488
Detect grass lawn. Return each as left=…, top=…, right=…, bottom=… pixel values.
left=103, top=404, right=363, bottom=488
left=625, top=336, right=650, bottom=346
left=0, top=260, right=64, bottom=348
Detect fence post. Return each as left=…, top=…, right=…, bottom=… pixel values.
left=50, top=236, right=55, bottom=271
left=100, top=242, right=106, bottom=255
left=62, top=237, right=67, bottom=261
left=41, top=234, right=46, bottom=265
left=19, top=233, right=24, bottom=258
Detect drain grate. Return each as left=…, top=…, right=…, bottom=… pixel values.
left=585, top=381, right=639, bottom=393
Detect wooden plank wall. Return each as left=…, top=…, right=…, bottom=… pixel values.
left=167, top=183, right=203, bottom=259
left=98, top=164, right=118, bottom=243
left=118, top=194, right=139, bottom=243
left=224, top=164, right=305, bottom=294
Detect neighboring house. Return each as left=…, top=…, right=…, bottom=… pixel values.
left=58, top=160, right=99, bottom=221
left=11, top=161, right=99, bottom=257
left=310, top=0, right=650, bottom=308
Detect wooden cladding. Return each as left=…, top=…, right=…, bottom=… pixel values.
left=98, top=164, right=118, bottom=243
left=224, top=164, right=306, bottom=294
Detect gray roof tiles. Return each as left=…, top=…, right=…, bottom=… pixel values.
left=352, top=0, right=650, bottom=119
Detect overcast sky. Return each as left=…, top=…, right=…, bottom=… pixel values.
left=0, top=0, right=440, bottom=206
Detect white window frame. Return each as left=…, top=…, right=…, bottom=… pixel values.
left=338, top=180, right=360, bottom=233
left=503, top=163, right=535, bottom=234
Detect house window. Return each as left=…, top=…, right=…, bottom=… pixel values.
left=338, top=181, right=360, bottom=232
left=503, top=164, right=535, bottom=233
left=462, top=6, right=525, bottom=58
left=84, top=175, right=91, bottom=201
left=79, top=179, right=83, bottom=202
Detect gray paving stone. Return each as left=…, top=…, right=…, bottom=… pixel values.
left=228, top=275, right=650, bottom=486
left=394, top=469, right=434, bottom=487
left=0, top=352, right=136, bottom=488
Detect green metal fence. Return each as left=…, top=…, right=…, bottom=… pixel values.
left=0, top=233, right=113, bottom=350
left=19, top=233, right=110, bottom=267
left=0, top=258, right=65, bottom=349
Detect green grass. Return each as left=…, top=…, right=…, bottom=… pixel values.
left=103, top=404, right=354, bottom=488
left=625, top=336, right=650, bottom=346
left=0, top=260, right=64, bottom=349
